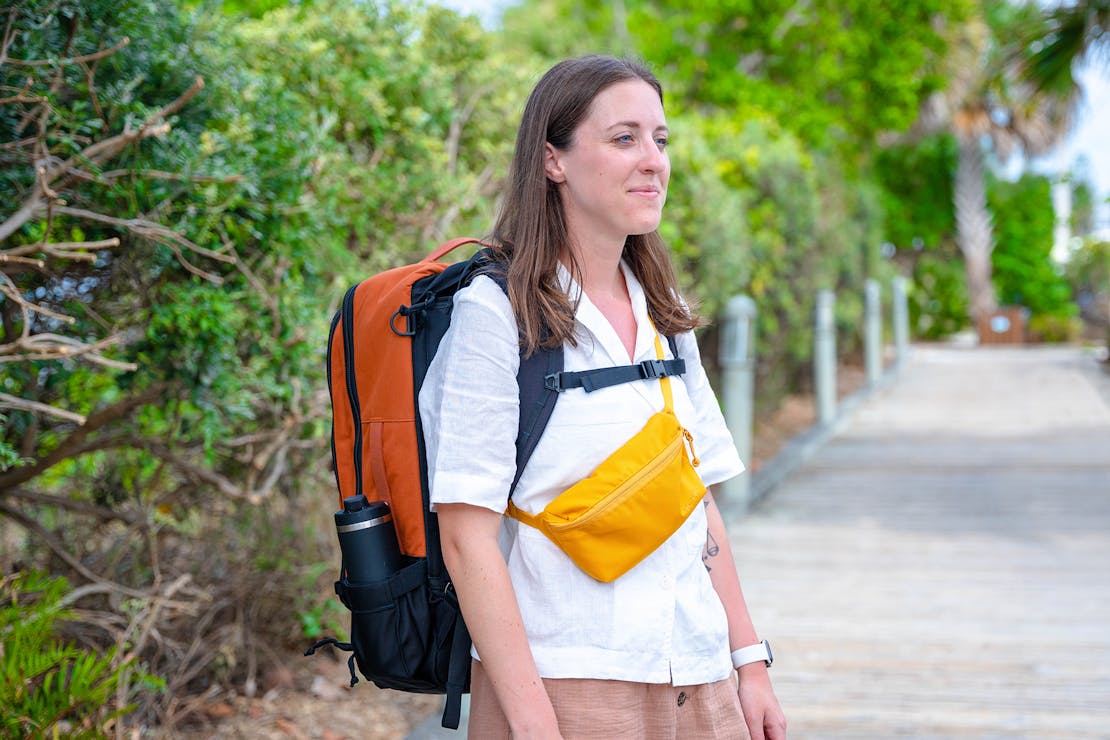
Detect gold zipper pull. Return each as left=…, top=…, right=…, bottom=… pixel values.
left=683, top=428, right=700, bottom=467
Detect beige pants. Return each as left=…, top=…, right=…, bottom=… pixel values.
left=467, top=659, right=746, bottom=739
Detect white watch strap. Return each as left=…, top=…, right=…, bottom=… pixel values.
left=731, top=640, right=771, bottom=669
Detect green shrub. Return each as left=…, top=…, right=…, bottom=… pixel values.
left=989, top=173, right=1077, bottom=319
left=1027, top=314, right=1083, bottom=343
left=0, top=572, right=161, bottom=739
left=1065, top=238, right=1110, bottom=347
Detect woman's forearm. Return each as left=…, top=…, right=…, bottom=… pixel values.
left=703, top=489, right=787, bottom=738
left=436, top=503, right=560, bottom=737
left=703, top=489, right=760, bottom=650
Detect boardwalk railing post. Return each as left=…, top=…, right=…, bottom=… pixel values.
left=815, top=290, right=837, bottom=426
left=892, top=276, right=910, bottom=368
left=864, top=278, right=882, bottom=388
left=720, top=295, right=757, bottom=510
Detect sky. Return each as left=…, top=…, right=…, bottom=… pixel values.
left=1031, top=63, right=1110, bottom=227
left=439, top=0, right=1110, bottom=224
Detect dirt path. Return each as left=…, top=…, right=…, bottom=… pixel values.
left=177, top=649, right=440, bottom=739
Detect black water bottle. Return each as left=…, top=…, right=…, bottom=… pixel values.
left=335, top=495, right=403, bottom=584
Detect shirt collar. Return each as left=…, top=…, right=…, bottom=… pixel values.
left=555, top=260, right=658, bottom=365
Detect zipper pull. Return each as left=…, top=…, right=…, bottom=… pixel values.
left=683, top=428, right=700, bottom=467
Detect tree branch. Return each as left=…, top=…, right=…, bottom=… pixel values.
left=0, top=7, right=18, bottom=68
left=51, top=75, right=204, bottom=182
left=50, top=205, right=234, bottom=271
left=6, top=487, right=140, bottom=524
left=0, top=498, right=150, bottom=597
left=4, top=237, right=120, bottom=260
left=0, top=76, right=206, bottom=244
left=0, top=188, right=44, bottom=243
left=95, top=169, right=244, bottom=184
left=144, top=443, right=247, bottom=500
left=0, top=332, right=138, bottom=371
left=4, top=36, right=131, bottom=68
left=0, top=253, right=45, bottom=269
left=0, top=392, right=86, bottom=424
left=0, top=383, right=167, bottom=492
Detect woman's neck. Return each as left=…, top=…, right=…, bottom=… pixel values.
left=564, top=236, right=638, bottom=361
left=565, top=235, right=626, bottom=301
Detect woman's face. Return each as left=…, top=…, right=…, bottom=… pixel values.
left=544, top=79, right=670, bottom=250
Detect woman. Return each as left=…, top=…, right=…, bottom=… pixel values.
left=419, top=55, right=786, bottom=739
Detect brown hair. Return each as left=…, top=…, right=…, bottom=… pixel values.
left=488, top=55, right=701, bottom=356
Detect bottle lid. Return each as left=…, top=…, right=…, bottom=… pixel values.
left=342, top=494, right=369, bottom=513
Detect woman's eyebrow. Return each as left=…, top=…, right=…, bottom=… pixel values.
left=605, top=120, right=669, bottom=132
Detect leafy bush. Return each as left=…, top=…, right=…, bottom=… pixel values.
left=874, top=134, right=972, bottom=339
left=988, top=173, right=1077, bottom=321
left=910, top=249, right=971, bottom=339
left=0, top=572, right=160, bottom=739
left=0, top=0, right=532, bottom=728
left=1027, top=314, right=1083, bottom=343
left=1066, top=238, right=1110, bottom=347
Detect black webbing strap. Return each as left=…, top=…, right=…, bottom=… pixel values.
left=511, top=344, right=563, bottom=493
left=440, top=608, right=471, bottom=729
left=545, top=357, right=686, bottom=393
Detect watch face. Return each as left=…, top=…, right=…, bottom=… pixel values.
left=764, top=639, right=774, bottom=666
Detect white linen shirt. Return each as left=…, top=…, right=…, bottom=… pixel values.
left=419, top=261, right=744, bottom=685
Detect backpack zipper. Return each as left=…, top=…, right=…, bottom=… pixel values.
left=326, top=308, right=343, bottom=494
left=340, top=284, right=363, bottom=497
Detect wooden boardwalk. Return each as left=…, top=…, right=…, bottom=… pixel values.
left=727, top=345, right=1110, bottom=739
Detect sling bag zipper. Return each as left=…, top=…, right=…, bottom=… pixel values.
left=544, top=419, right=696, bottom=531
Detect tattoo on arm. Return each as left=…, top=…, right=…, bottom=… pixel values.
left=701, top=500, right=719, bottom=571
left=703, top=529, right=720, bottom=572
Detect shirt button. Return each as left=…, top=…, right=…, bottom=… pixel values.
left=676, top=691, right=687, bottom=707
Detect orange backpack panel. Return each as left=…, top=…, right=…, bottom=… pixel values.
left=328, top=238, right=481, bottom=557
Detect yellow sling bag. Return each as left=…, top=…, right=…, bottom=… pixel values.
left=506, top=332, right=706, bottom=582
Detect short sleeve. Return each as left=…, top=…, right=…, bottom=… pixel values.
left=419, top=276, right=521, bottom=514
left=675, top=330, right=745, bottom=487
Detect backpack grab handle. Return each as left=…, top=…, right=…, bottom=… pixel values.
left=424, top=237, right=488, bottom=263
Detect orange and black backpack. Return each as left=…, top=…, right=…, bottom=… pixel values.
left=305, top=238, right=684, bottom=729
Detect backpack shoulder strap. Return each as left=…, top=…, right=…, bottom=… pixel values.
left=474, top=265, right=561, bottom=495
left=513, top=344, right=562, bottom=494
left=480, top=264, right=684, bottom=495
left=510, top=331, right=683, bottom=490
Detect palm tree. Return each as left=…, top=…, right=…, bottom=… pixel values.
left=912, top=3, right=1077, bottom=327
left=1020, top=0, right=1110, bottom=96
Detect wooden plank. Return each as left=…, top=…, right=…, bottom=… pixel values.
left=728, top=347, right=1110, bottom=739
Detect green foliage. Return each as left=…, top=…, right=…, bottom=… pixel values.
left=0, top=416, right=25, bottom=470
left=1026, top=313, right=1083, bottom=342
left=298, top=593, right=348, bottom=641
left=229, top=0, right=531, bottom=267
left=0, top=572, right=160, bottom=739
left=873, top=134, right=971, bottom=337
left=1066, top=237, right=1110, bottom=345
left=910, top=248, right=971, bottom=339
left=1, top=1, right=538, bottom=723
left=502, top=0, right=972, bottom=156
left=1070, top=177, right=1096, bottom=237
left=496, top=0, right=930, bottom=402
left=875, top=135, right=958, bottom=252
left=988, top=173, right=1076, bottom=319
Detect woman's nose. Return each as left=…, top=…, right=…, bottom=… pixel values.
left=639, top=141, right=667, bottom=172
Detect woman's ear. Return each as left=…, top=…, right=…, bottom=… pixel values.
left=544, top=142, right=566, bottom=184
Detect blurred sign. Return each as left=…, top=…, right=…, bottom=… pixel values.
left=977, top=307, right=1026, bottom=344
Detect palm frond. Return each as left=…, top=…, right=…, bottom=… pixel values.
left=1020, top=0, right=1110, bottom=95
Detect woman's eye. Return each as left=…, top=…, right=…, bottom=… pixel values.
left=615, top=134, right=634, bottom=144
left=655, top=137, right=669, bottom=149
